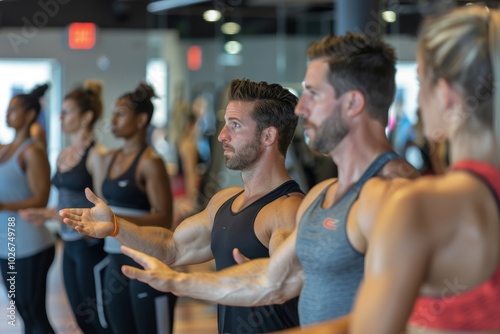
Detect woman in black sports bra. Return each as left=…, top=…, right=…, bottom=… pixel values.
left=99, top=82, right=176, bottom=334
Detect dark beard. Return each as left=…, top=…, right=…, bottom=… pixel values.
left=225, top=134, right=263, bottom=170
left=310, top=106, right=349, bottom=154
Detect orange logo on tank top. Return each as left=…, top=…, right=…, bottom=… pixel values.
left=323, top=218, right=339, bottom=230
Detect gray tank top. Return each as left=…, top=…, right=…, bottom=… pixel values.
left=0, top=140, right=55, bottom=259
left=295, top=152, right=399, bottom=325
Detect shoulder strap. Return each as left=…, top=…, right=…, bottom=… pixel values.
left=354, top=151, right=400, bottom=190
left=105, top=150, right=119, bottom=176
left=129, top=144, right=149, bottom=171
left=12, top=139, right=34, bottom=160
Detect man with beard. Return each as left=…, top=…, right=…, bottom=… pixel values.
left=60, top=78, right=304, bottom=333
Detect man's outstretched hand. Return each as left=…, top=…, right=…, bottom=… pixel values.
left=59, top=187, right=115, bottom=238
left=121, top=245, right=178, bottom=293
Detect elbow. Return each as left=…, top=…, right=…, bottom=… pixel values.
left=269, top=288, right=298, bottom=305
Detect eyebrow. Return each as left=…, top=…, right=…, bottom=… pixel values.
left=225, top=116, right=242, bottom=123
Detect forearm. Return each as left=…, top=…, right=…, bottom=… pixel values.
left=115, top=218, right=176, bottom=264
left=1, top=197, right=49, bottom=212
left=169, top=258, right=302, bottom=306
left=119, top=212, right=172, bottom=229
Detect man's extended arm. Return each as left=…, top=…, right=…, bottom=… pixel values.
left=122, top=228, right=304, bottom=306
left=60, top=188, right=214, bottom=266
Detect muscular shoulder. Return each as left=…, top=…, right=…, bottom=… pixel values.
left=261, top=190, right=304, bottom=219
left=359, top=177, right=413, bottom=209
left=205, top=187, right=243, bottom=219
left=379, top=158, right=420, bottom=180
left=356, top=177, right=414, bottom=238
left=371, top=174, right=468, bottom=240
left=139, top=148, right=166, bottom=171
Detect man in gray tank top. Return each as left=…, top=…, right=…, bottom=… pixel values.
left=62, top=33, right=419, bottom=328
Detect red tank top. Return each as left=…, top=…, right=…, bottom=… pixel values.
left=409, top=160, right=500, bottom=331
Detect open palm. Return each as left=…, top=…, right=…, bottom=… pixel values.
left=59, top=187, right=115, bottom=238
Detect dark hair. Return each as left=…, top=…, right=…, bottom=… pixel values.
left=119, top=82, right=156, bottom=125
left=14, top=83, right=49, bottom=123
left=307, top=33, right=397, bottom=126
left=64, top=79, right=104, bottom=128
left=228, top=79, right=298, bottom=156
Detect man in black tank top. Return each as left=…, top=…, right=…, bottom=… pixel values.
left=60, top=79, right=305, bottom=333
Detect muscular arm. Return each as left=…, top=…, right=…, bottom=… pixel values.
left=350, top=190, right=431, bottom=334
left=121, top=186, right=308, bottom=305
left=1, top=143, right=50, bottom=211
left=122, top=227, right=304, bottom=306
left=116, top=208, right=213, bottom=266
left=60, top=188, right=240, bottom=265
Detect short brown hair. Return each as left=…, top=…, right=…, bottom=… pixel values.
left=228, top=79, right=298, bottom=156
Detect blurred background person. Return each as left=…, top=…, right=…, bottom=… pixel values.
left=21, top=80, right=110, bottom=333
left=0, top=84, right=55, bottom=334
left=100, top=82, right=176, bottom=334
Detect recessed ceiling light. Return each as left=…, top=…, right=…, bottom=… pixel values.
left=221, top=22, right=241, bottom=35
left=224, top=41, right=242, bottom=54
left=203, top=10, right=221, bottom=22
left=381, top=10, right=397, bottom=23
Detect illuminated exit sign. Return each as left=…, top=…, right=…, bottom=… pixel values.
left=68, top=22, right=96, bottom=50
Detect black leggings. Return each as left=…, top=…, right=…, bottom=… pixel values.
left=63, top=238, right=111, bottom=334
left=104, top=253, right=177, bottom=334
left=1, top=246, right=55, bottom=334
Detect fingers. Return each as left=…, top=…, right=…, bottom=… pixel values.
left=20, top=209, right=46, bottom=224
left=121, top=246, right=154, bottom=269
left=59, top=210, right=83, bottom=225
left=85, top=187, right=104, bottom=206
left=18, top=209, right=30, bottom=220
left=233, top=248, right=251, bottom=264
left=59, top=208, right=83, bottom=219
left=122, top=265, right=146, bottom=280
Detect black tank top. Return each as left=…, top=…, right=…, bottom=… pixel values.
left=211, top=180, right=303, bottom=333
left=52, top=141, right=94, bottom=191
left=101, top=145, right=150, bottom=211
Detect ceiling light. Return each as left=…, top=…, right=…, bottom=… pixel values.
left=381, top=10, right=397, bottom=23
left=221, top=22, right=241, bottom=35
left=203, top=10, right=221, bottom=22
left=224, top=41, right=242, bottom=55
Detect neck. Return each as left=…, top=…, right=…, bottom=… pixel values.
left=240, top=154, right=291, bottom=198
left=331, top=121, right=393, bottom=195
left=121, top=135, right=147, bottom=155
left=69, top=129, right=93, bottom=147
left=13, top=128, right=31, bottom=144
left=449, top=128, right=500, bottom=167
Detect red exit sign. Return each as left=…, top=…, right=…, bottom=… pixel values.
left=68, top=23, right=96, bottom=50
